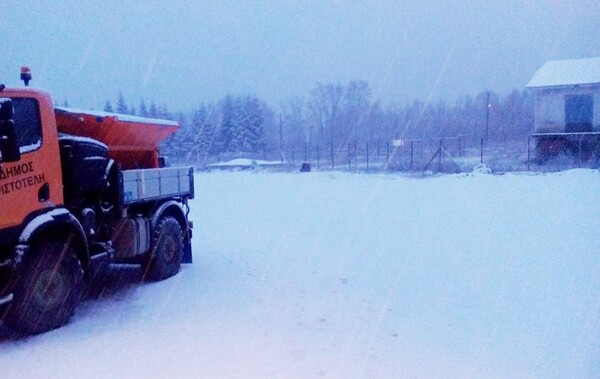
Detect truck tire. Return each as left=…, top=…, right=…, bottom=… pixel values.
left=143, top=216, right=183, bottom=281
left=4, top=240, right=83, bottom=334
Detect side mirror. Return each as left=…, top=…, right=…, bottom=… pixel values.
left=0, top=98, right=21, bottom=163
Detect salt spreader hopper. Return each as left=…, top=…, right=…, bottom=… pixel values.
left=54, top=106, right=178, bottom=169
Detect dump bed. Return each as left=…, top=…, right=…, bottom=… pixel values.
left=121, top=166, right=194, bottom=205
left=54, top=107, right=177, bottom=169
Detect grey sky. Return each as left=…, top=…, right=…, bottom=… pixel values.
left=1, top=0, right=599, bottom=111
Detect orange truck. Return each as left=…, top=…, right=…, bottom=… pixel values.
left=0, top=82, right=194, bottom=334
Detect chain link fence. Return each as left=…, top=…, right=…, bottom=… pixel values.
left=165, top=136, right=599, bottom=173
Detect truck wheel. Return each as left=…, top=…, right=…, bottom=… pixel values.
left=4, top=240, right=83, bottom=334
left=143, top=216, right=183, bottom=281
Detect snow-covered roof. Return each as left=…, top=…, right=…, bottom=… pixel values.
left=526, top=57, right=600, bottom=88
left=54, top=106, right=178, bottom=127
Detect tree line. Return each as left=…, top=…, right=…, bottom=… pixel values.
left=101, top=81, right=535, bottom=162
left=103, top=91, right=173, bottom=120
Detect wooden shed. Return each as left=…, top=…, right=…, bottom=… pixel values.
left=526, top=57, right=600, bottom=159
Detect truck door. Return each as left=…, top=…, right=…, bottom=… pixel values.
left=0, top=93, right=63, bottom=231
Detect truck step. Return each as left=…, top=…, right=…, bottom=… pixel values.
left=90, top=252, right=110, bottom=277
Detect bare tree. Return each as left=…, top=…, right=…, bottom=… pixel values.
left=309, top=83, right=344, bottom=147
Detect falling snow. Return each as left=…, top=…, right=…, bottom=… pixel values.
left=1, top=169, right=600, bottom=378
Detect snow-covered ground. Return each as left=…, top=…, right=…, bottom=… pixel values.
left=2, top=169, right=600, bottom=378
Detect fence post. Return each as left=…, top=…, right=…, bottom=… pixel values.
left=410, top=141, right=414, bottom=171
left=348, top=140, right=358, bottom=170
left=527, top=136, right=531, bottom=171
left=578, top=135, right=583, bottom=166
left=304, top=143, right=308, bottom=162
left=331, top=144, right=335, bottom=169
left=317, top=145, right=320, bottom=169
left=366, top=142, right=369, bottom=171
left=279, top=113, right=283, bottom=161
left=439, top=139, right=443, bottom=169
left=480, top=138, right=484, bottom=164
left=386, top=142, right=390, bottom=163
left=348, top=145, right=351, bottom=171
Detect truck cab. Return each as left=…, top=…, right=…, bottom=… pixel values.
left=0, top=85, right=194, bottom=335
left=0, top=89, right=63, bottom=234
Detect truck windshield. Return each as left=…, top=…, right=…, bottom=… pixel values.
left=10, top=98, right=42, bottom=153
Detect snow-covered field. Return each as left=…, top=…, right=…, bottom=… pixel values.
left=2, top=169, right=600, bottom=378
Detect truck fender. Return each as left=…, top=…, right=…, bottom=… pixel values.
left=14, top=208, right=91, bottom=278
left=150, top=200, right=192, bottom=263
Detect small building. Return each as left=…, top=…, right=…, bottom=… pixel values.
left=526, top=57, right=600, bottom=159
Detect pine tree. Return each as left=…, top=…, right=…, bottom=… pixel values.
left=139, top=99, right=148, bottom=117
left=148, top=101, right=158, bottom=118
left=193, top=105, right=208, bottom=149
left=158, top=104, right=172, bottom=120
left=104, top=100, right=114, bottom=112
left=116, top=91, right=128, bottom=114
left=244, top=96, right=264, bottom=152
left=181, top=105, right=214, bottom=162
left=219, top=96, right=236, bottom=152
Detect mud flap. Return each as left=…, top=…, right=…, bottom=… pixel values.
left=182, top=232, right=193, bottom=264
